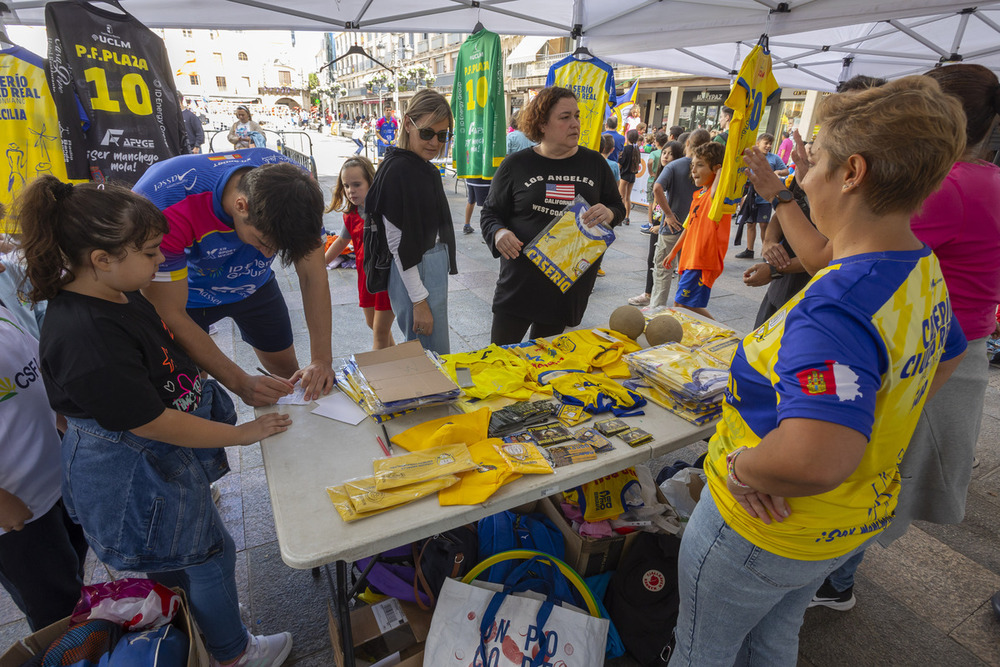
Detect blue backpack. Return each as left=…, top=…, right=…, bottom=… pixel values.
left=477, top=511, right=565, bottom=584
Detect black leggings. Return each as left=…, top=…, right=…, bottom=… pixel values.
left=645, top=228, right=658, bottom=294
left=491, top=312, right=565, bottom=345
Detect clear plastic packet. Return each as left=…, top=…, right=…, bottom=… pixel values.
left=372, top=443, right=477, bottom=490
left=343, top=475, right=459, bottom=513
left=493, top=440, right=555, bottom=475
left=326, top=484, right=393, bottom=523
left=522, top=195, right=615, bottom=293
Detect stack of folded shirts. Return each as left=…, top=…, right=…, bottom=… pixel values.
left=624, top=343, right=730, bottom=424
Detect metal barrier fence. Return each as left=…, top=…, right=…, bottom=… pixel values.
left=208, top=129, right=318, bottom=180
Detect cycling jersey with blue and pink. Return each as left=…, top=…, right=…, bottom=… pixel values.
left=133, top=148, right=296, bottom=308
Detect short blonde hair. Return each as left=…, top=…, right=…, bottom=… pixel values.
left=816, top=75, right=965, bottom=216
left=398, top=89, right=452, bottom=156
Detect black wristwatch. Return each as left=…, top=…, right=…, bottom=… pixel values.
left=771, top=189, right=794, bottom=209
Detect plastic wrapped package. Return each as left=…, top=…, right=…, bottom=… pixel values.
left=326, top=484, right=393, bottom=523
left=372, top=443, right=477, bottom=490
left=640, top=307, right=736, bottom=347
left=522, top=195, right=616, bottom=293
left=625, top=343, right=730, bottom=402
left=344, top=475, right=459, bottom=513
left=493, top=440, right=555, bottom=475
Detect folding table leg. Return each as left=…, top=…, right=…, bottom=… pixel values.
left=325, top=560, right=355, bottom=667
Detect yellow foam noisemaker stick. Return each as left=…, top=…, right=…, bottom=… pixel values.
left=372, top=443, right=477, bottom=490
left=326, top=485, right=393, bottom=523
left=343, top=475, right=459, bottom=513
left=462, top=549, right=602, bottom=618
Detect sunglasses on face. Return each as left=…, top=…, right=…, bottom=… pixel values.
left=417, top=127, right=450, bottom=143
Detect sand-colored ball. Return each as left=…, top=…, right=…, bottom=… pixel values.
left=609, top=305, right=646, bottom=340
left=645, top=315, right=684, bottom=346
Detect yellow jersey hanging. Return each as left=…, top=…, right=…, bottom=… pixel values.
left=710, top=41, right=781, bottom=221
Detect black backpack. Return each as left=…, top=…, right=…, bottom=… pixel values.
left=604, top=532, right=681, bottom=666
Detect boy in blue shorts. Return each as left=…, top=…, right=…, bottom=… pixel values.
left=664, top=142, right=730, bottom=319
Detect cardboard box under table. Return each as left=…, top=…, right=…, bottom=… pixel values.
left=537, top=493, right=640, bottom=578
left=328, top=598, right=431, bottom=667
left=0, top=587, right=210, bottom=667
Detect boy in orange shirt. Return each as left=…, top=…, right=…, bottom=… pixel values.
left=664, top=142, right=730, bottom=319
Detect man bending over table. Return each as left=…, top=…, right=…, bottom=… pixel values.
left=135, top=148, right=333, bottom=406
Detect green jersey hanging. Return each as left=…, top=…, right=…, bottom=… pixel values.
left=451, top=29, right=505, bottom=179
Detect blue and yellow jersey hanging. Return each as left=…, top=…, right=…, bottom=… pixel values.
left=710, top=39, right=781, bottom=221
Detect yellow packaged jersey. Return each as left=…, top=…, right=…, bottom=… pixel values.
left=0, top=46, right=79, bottom=232
left=523, top=199, right=616, bottom=293
left=705, top=247, right=967, bottom=560
left=709, top=43, right=781, bottom=221
left=546, top=55, right=616, bottom=151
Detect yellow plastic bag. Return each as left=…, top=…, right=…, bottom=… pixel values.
left=372, top=443, right=477, bottom=490
left=344, top=475, right=459, bottom=513
left=493, top=440, right=555, bottom=475
left=390, top=407, right=491, bottom=452
left=563, top=467, right=642, bottom=522
left=438, top=438, right=522, bottom=506
left=326, top=485, right=392, bottom=523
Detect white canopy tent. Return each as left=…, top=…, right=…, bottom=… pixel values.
left=3, top=0, right=998, bottom=90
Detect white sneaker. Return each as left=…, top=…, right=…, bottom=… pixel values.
left=211, top=633, right=293, bottom=667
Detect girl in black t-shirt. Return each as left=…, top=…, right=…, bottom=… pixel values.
left=18, top=176, right=296, bottom=666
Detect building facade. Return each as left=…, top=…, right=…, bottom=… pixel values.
left=158, top=28, right=311, bottom=140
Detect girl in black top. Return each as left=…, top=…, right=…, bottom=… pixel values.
left=481, top=87, right=626, bottom=345
left=18, top=176, right=294, bottom=666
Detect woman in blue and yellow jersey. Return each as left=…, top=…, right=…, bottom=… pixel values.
left=481, top=86, right=626, bottom=345
left=668, top=76, right=969, bottom=666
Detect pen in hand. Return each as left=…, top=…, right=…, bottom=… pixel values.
left=256, top=366, right=295, bottom=395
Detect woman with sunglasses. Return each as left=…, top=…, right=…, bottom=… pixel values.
left=480, top=86, right=626, bottom=344
left=365, top=89, right=457, bottom=354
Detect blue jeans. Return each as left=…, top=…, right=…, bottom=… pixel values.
left=150, top=513, right=248, bottom=663
left=826, top=551, right=865, bottom=592
left=388, top=241, right=451, bottom=355
left=669, top=489, right=869, bottom=666
left=353, top=138, right=364, bottom=154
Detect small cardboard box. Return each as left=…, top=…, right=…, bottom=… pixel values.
left=0, top=587, right=209, bottom=667
left=539, top=493, right=639, bottom=578
left=328, top=598, right=431, bottom=667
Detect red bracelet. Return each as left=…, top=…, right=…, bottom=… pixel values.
left=726, top=446, right=752, bottom=490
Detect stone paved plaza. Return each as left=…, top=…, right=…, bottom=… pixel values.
left=2, top=132, right=998, bottom=665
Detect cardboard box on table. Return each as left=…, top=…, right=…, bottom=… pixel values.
left=0, top=587, right=210, bottom=667
left=328, top=598, right=432, bottom=667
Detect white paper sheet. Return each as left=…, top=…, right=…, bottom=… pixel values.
left=276, top=385, right=309, bottom=405
left=311, top=391, right=368, bottom=425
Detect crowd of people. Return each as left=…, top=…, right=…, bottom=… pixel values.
left=0, top=60, right=998, bottom=667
